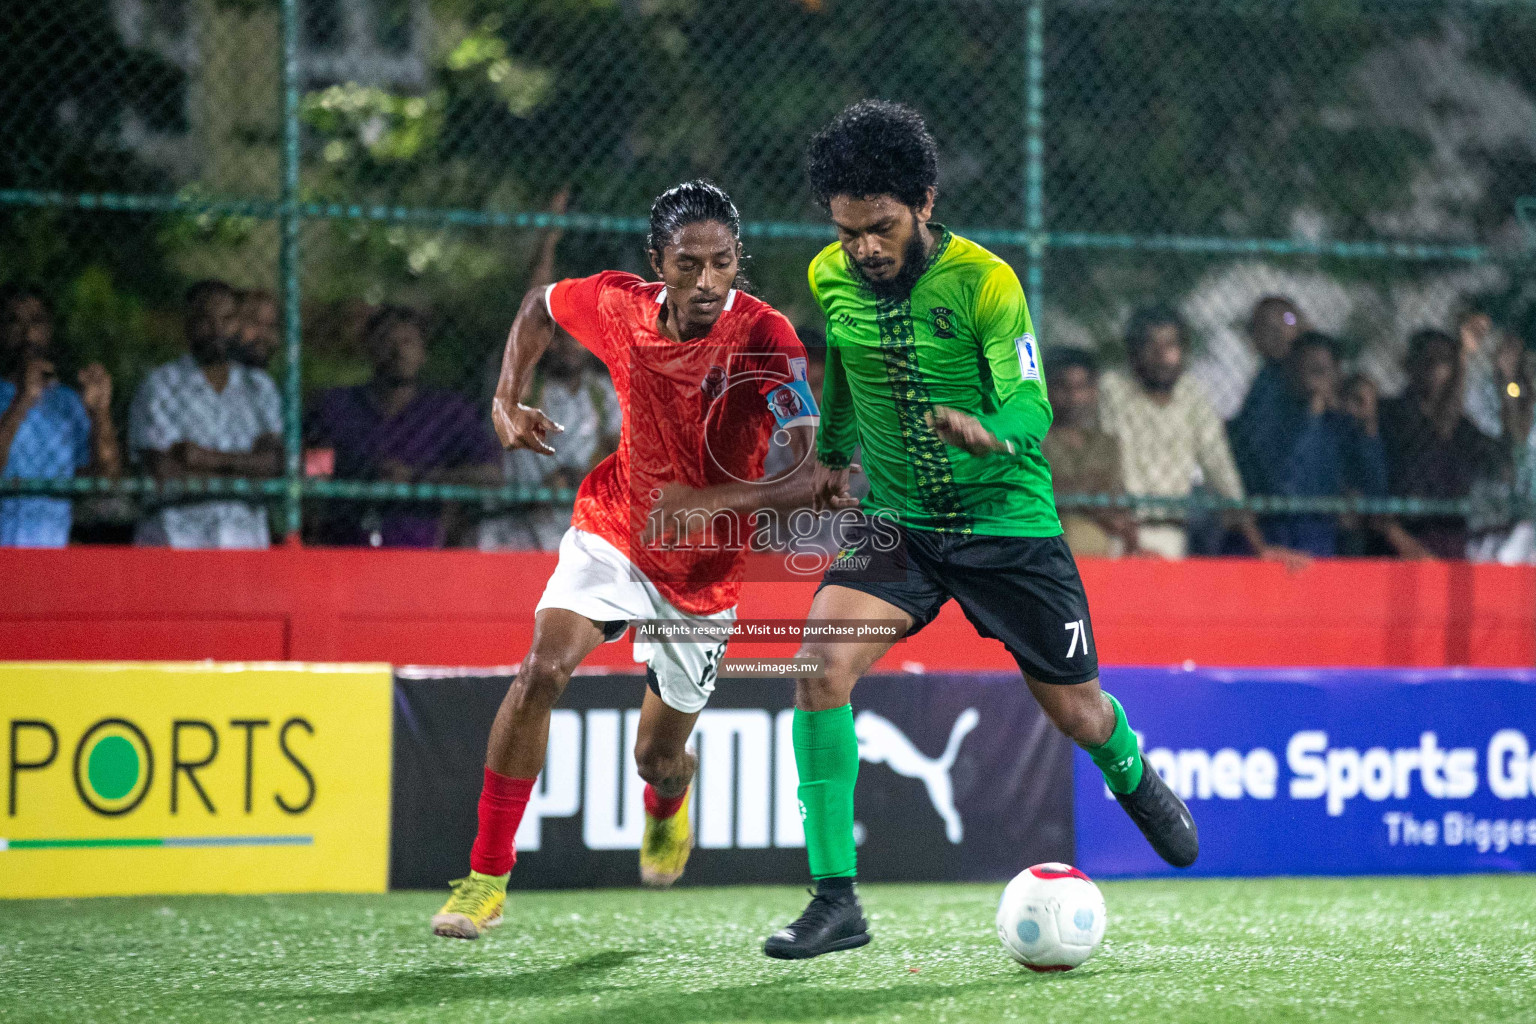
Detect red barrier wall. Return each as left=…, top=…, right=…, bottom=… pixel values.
left=0, top=547, right=1531, bottom=669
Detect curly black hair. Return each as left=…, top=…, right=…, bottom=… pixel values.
left=806, top=100, right=939, bottom=210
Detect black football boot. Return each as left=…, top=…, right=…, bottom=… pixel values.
left=763, top=879, right=871, bottom=960
left=1115, top=766, right=1200, bottom=867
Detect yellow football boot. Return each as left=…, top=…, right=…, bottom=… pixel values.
left=431, top=870, right=509, bottom=939
left=639, top=789, right=693, bottom=888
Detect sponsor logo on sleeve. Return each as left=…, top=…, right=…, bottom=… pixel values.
left=766, top=380, right=819, bottom=429
left=1015, top=333, right=1040, bottom=381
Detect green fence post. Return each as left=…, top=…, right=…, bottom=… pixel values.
left=279, top=0, right=303, bottom=540
left=1025, top=0, right=1045, bottom=320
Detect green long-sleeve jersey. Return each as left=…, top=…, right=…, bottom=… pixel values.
left=810, top=227, right=1061, bottom=536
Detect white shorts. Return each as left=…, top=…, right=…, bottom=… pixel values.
left=535, top=528, right=734, bottom=714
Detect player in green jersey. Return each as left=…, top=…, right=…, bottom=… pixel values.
left=763, top=101, right=1199, bottom=961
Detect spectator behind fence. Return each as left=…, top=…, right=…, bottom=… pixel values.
left=0, top=286, right=121, bottom=546
left=1507, top=409, right=1536, bottom=564
left=1377, top=329, right=1509, bottom=559
left=1337, top=370, right=1388, bottom=555
left=1231, top=331, right=1387, bottom=557
left=1459, top=312, right=1535, bottom=561
left=129, top=280, right=283, bottom=548
left=477, top=331, right=619, bottom=551
left=1231, top=295, right=1305, bottom=420
left=233, top=288, right=280, bottom=372
left=1229, top=296, right=1304, bottom=428
left=1040, top=348, right=1136, bottom=557
left=1193, top=293, right=1305, bottom=421
left=307, top=305, right=501, bottom=547
left=1100, top=305, right=1307, bottom=567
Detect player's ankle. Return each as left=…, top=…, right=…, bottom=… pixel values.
left=643, top=782, right=688, bottom=820
left=815, top=876, right=856, bottom=897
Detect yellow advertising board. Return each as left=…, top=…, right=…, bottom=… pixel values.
left=0, top=662, right=392, bottom=898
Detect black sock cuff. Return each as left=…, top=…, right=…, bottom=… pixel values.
left=815, top=875, right=855, bottom=894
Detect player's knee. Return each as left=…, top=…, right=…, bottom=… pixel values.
left=794, top=649, right=857, bottom=710
left=510, top=655, right=570, bottom=713
left=824, top=651, right=866, bottom=689
left=632, top=735, right=665, bottom=779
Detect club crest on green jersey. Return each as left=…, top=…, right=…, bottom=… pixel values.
left=930, top=306, right=957, bottom=339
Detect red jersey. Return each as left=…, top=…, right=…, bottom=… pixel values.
left=546, top=271, right=813, bottom=614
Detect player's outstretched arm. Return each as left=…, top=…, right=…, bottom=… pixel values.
left=491, top=286, right=565, bottom=455
left=644, top=426, right=857, bottom=545
left=809, top=459, right=860, bottom=514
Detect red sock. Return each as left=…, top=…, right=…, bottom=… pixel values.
left=644, top=783, right=687, bottom=820
left=469, top=768, right=535, bottom=876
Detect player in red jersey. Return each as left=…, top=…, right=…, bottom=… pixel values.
left=433, top=181, right=845, bottom=939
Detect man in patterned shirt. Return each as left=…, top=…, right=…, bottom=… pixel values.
left=763, top=102, right=1199, bottom=960
left=129, top=280, right=283, bottom=548
left=1100, top=305, right=1309, bottom=565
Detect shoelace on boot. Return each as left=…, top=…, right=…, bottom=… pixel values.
left=444, top=875, right=501, bottom=912
left=784, top=889, right=849, bottom=935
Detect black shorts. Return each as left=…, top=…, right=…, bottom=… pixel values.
left=818, top=520, right=1099, bottom=686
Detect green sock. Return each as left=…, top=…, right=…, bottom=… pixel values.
left=1083, top=692, right=1144, bottom=795
left=793, top=704, right=859, bottom=880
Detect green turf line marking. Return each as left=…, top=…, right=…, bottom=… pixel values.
left=1, top=835, right=313, bottom=850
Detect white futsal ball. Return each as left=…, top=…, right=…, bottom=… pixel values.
left=995, top=862, right=1107, bottom=971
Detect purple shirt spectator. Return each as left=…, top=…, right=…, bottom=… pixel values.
left=307, top=384, right=500, bottom=547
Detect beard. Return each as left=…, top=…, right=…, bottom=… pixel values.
left=1138, top=371, right=1178, bottom=397
left=192, top=335, right=233, bottom=366
left=374, top=365, right=419, bottom=388
left=853, top=222, right=930, bottom=301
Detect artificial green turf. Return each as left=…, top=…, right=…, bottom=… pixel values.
left=2, top=877, right=1533, bottom=1024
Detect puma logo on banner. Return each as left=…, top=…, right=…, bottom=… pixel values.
left=855, top=709, right=980, bottom=844
left=514, top=706, right=983, bottom=852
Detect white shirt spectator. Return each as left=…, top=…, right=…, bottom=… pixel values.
left=128, top=354, right=282, bottom=548
left=1099, top=369, right=1246, bottom=558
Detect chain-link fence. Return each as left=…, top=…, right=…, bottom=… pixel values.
left=1, top=0, right=1533, bottom=556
